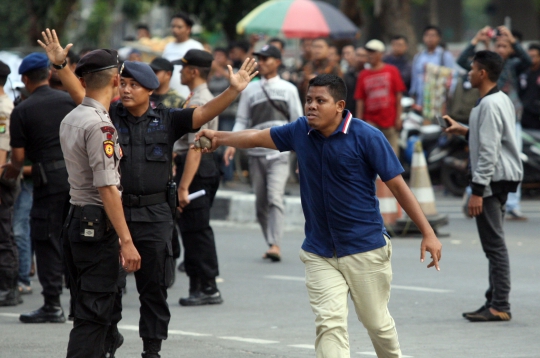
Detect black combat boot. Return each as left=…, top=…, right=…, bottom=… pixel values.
left=141, top=338, right=162, bottom=358
left=104, top=324, right=124, bottom=358
left=179, top=277, right=223, bottom=306
left=19, top=295, right=65, bottom=323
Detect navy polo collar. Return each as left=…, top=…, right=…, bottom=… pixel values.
left=307, top=110, right=353, bottom=136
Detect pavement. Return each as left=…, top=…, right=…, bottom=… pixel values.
left=1, top=186, right=540, bottom=357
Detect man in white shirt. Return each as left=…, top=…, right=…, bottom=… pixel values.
left=162, top=12, right=204, bottom=98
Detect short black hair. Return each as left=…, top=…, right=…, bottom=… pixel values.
left=391, top=35, right=408, bottom=43
left=214, top=47, right=228, bottom=56
left=171, top=12, right=194, bottom=28
left=230, top=41, right=250, bottom=54
left=313, top=37, right=331, bottom=46
left=0, top=76, right=7, bottom=87
left=82, top=67, right=118, bottom=90
left=67, top=50, right=80, bottom=65
left=24, top=67, right=49, bottom=83
left=307, top=74, right=347, bottom=103
left=528, top=43, right=540, bottom=53
left=137, top=24, right=150, bottom=32
left=188, top=65, right=211, bottom=80
left=268, top=37, right=286, bottom=50
left=511, top=30, right=523, bottom=43
left=423, top=25, right=442, bottom=37
left=473, top=50, right=503, bottom=82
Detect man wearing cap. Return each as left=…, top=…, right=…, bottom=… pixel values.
left=56, top=47, right=141, bottom=358
left=224, top=45, right=303, bottom=261
left=149, top=57, right=185, bottom=109
left=172, top=49, right=222, bottom=306
left=0, top=60, right=20, bottom=307
left=39, top=28, right=257, bottom=358
left=355, top=39, right=406, bottom=155
left=4, top=52, right=76, bottom=323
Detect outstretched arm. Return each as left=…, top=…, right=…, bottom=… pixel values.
left=195, top=128, right=277, bottom=152
left=192, top=58, right=258, bottom=129
left=38, top=29, right=85, bottom=104
left=385, top=175, right=442, bottom=270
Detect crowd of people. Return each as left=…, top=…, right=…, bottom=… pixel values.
left=0, top=8, right=537, bottom=358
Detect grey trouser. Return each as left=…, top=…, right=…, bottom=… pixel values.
left=475, top=192, right=511, bottom=312
left=248, top=153, right=290, bottom=247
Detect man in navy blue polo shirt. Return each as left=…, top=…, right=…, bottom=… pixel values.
left=195, top=74, right=442, bottom=358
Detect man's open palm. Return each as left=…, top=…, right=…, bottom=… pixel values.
left=228, top=58, right=258, bottom=92
left=37, top=28, right=72, bottom=66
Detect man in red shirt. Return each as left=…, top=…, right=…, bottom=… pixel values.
left=355, top=39, right=406, bottom=154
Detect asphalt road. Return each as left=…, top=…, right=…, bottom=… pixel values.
left=1, top=194, right=539, bottom=358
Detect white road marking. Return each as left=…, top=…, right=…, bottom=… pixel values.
left=118, top=325, right=212, bottom=337
left=0, top=313, right=20, bottom=318
left=265, top=275, right=452, bottom=293
left=265, top=275, right=305, bottom=281
left=288, top=344, right=314, bottom=349
left=219, top=336, right=279, bottom=344
left=358, top=352, right=413, bottom=357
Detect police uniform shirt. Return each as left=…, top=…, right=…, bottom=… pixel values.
left=111, top=102, right=195, bottom=222
left=60, top=97, right=121, bottom=206
left=0, top=93, right=13, bottom=152
left=173, top=83, right=218, bottom=155
left=9, top=86, right=76, bottom=197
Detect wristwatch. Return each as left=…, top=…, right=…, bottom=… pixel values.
left=52, top=60, right=68, bottom=70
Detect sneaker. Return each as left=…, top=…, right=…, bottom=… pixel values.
left=465, top=307, right=511, bottom=322
left=507, top=208, right=527, bottom=221
left=462, top=305, right=486, bottom=318
left=18, top=284, right=32, bottom=295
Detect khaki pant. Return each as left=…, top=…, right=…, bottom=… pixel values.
left=299, top=236, right=401, bottom=358
left=379, top=127, right=399, bottom=156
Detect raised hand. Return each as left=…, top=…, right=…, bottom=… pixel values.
left=228, top=58, right=258, bottom=93
left=37, top=28, right=73, bottom=66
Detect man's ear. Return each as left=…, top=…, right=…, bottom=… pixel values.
left=47, top=69, right=52, bottom=81
left=79, top=77, right=87, bottom=89
left=336, top=99, right=346, bottom=113
left=112, top=74, right=120, bottom=87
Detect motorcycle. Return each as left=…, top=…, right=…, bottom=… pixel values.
left=440, top=128, right=540, bottom=196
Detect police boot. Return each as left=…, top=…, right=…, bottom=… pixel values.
left=179, top=277, right=223, bottom=306
left=0, top=271, right=21, bottom=306
left=19, top=296, right=65, bottom=323
left=105, top=324, right=124, bottom=358
left=141, top=338, right=161, bottom=358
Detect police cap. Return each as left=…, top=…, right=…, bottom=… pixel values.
left=253, top=45, right=282, bottom=60
left=120, top=61, right=159, bottom=90
left=75, top=49, right=119, bottom=77
left=0, top=61, right=11, bottom=77
left=149, top=57, right=174, bottom=72
left=175, top=50, right=214, bottom=68
left=19, top=53, right=49, bottom=75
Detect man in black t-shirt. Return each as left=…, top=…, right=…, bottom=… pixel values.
left=5, top=52, right=76, bottom=323
left=40, top=28, right=257, bottom=357
left=520, top=44, right=540, bottom=130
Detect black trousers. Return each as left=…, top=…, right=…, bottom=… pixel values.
left=31, top=191, right=70, bottom=301
left=128, top=219, right=174, bottom=340
left=64, top=208, right=121, bottom=358
left=175, top=157, right=220, bottom=283
left=475, top=192, right=511, bottom=312
left=0, top=181, right=19, bottom=292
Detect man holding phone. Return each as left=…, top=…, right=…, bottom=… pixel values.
left=444, top=51, right=522, bottom=322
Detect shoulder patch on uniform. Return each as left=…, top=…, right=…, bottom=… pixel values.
left=0, top=124, right=5, bottom=134
left=101, top=126, right=115, bottom=134
left=103, top=140, right=114, bottom=158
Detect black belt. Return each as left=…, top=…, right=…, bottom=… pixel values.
left=122, top=191, right=167, bottom=207
left=41, top=159, right=66, bottom=172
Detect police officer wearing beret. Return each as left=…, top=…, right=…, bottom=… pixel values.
left=57, top=48, right=141, bottom=358
left=40, top=28, right=257, bottom=358
left=0, top=60, right=20, bottom=307
left=173, top=50, right=222, bottom=306
left=4, top=51, right=76, bottom=322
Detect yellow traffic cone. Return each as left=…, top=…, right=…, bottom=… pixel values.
left=394, top=140, right=448, bottom=236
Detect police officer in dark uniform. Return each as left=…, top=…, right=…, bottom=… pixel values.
left=40, top=28, right=257, bottom=358
left=58, top=49, right=141, bottom=358
left=5, top=52, right=75, bottom=322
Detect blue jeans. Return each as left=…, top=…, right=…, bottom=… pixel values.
left=13, top=180, right=33, bottom=286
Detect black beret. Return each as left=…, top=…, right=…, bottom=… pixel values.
left=120, top=61, right=159, bottom=90
left=75, top=49, right=119, bottom=77
left=149, top=57, right=174, bottom=72
left=175, top=50, right=214, bottom=68
left=0, top=61, right=10, bottom=77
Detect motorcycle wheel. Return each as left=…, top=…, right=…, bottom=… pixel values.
left=441, top=162, right=468, bottom=196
